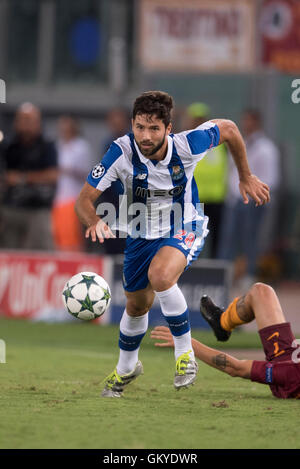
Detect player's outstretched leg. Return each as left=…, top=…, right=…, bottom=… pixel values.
left=200, top=290, right=254, bottom=341
left=101, top=310, right=148, bottom=397
left=155, top=284, right=198, bottom=389
left=149, top=248, right=198, bottom=389
left=200, top=296, right=232, bottom=342
left=102, top=287, right=153, bottom=398
left=200, top=282, right=284, bottom=340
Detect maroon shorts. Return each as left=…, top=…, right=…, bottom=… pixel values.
left=250, top=322, right=300, bottom=399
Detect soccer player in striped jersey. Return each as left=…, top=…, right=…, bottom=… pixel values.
left=75, top=91, right=270, bottom=397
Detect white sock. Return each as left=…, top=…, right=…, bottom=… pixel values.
left=116, top=309, right=148, bottom=375
left=155, top=284, right=195, bottom=361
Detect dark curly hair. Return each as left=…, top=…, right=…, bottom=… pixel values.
left=132, top=91, right=174, bottom=127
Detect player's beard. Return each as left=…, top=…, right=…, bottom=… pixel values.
left=137, top=132, right=166, bottom=158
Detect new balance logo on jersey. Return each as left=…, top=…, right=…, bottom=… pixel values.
left=135, top=173, right=147, bottom=180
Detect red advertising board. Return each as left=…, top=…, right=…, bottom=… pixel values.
left=260, top=0, right=300, bottom=72
left=0, top=250, right=109, bottom=322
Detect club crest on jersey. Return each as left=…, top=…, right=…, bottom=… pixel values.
left=171, top=165, right=184, bottom=181
left=92, top=164, right=105, bottom=179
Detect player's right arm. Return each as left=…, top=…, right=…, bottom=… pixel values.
left=150, top=326, right=253, bottom=379
left=75, top=182, right=116, bottom=244
left=75, top=139, right=125, bottom=243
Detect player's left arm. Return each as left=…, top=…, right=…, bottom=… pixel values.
left=150, top=326, right=253, bottom=379
left=211, top=119, right=270, bottom=206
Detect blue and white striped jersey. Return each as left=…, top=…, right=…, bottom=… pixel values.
left=87, top=121, right=220, bottom=239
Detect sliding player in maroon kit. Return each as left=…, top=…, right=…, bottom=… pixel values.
left=151, top=282, right=300, bottom=399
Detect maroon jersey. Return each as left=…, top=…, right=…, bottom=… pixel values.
left=250, top=323, right=300, bottom=399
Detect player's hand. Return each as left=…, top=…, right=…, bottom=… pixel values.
left=150, top=326, right=174, bottom=348
left=85, top=219, right=116, bottom=244
left=239, top=174, right=270, bottom=207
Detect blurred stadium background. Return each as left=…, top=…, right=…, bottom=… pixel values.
left=0, top=0, right=299, bottom=330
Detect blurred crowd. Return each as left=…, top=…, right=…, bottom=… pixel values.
left=0, top=102, right=282, bottom=288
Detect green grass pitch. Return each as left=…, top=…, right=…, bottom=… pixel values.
left=0, top=317, right=299, bottom=449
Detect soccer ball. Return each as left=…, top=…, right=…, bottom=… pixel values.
left=62, top=272, right=111, bottom=320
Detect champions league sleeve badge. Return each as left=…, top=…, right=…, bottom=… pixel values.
left=92, top=163, right=105, bottom=179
